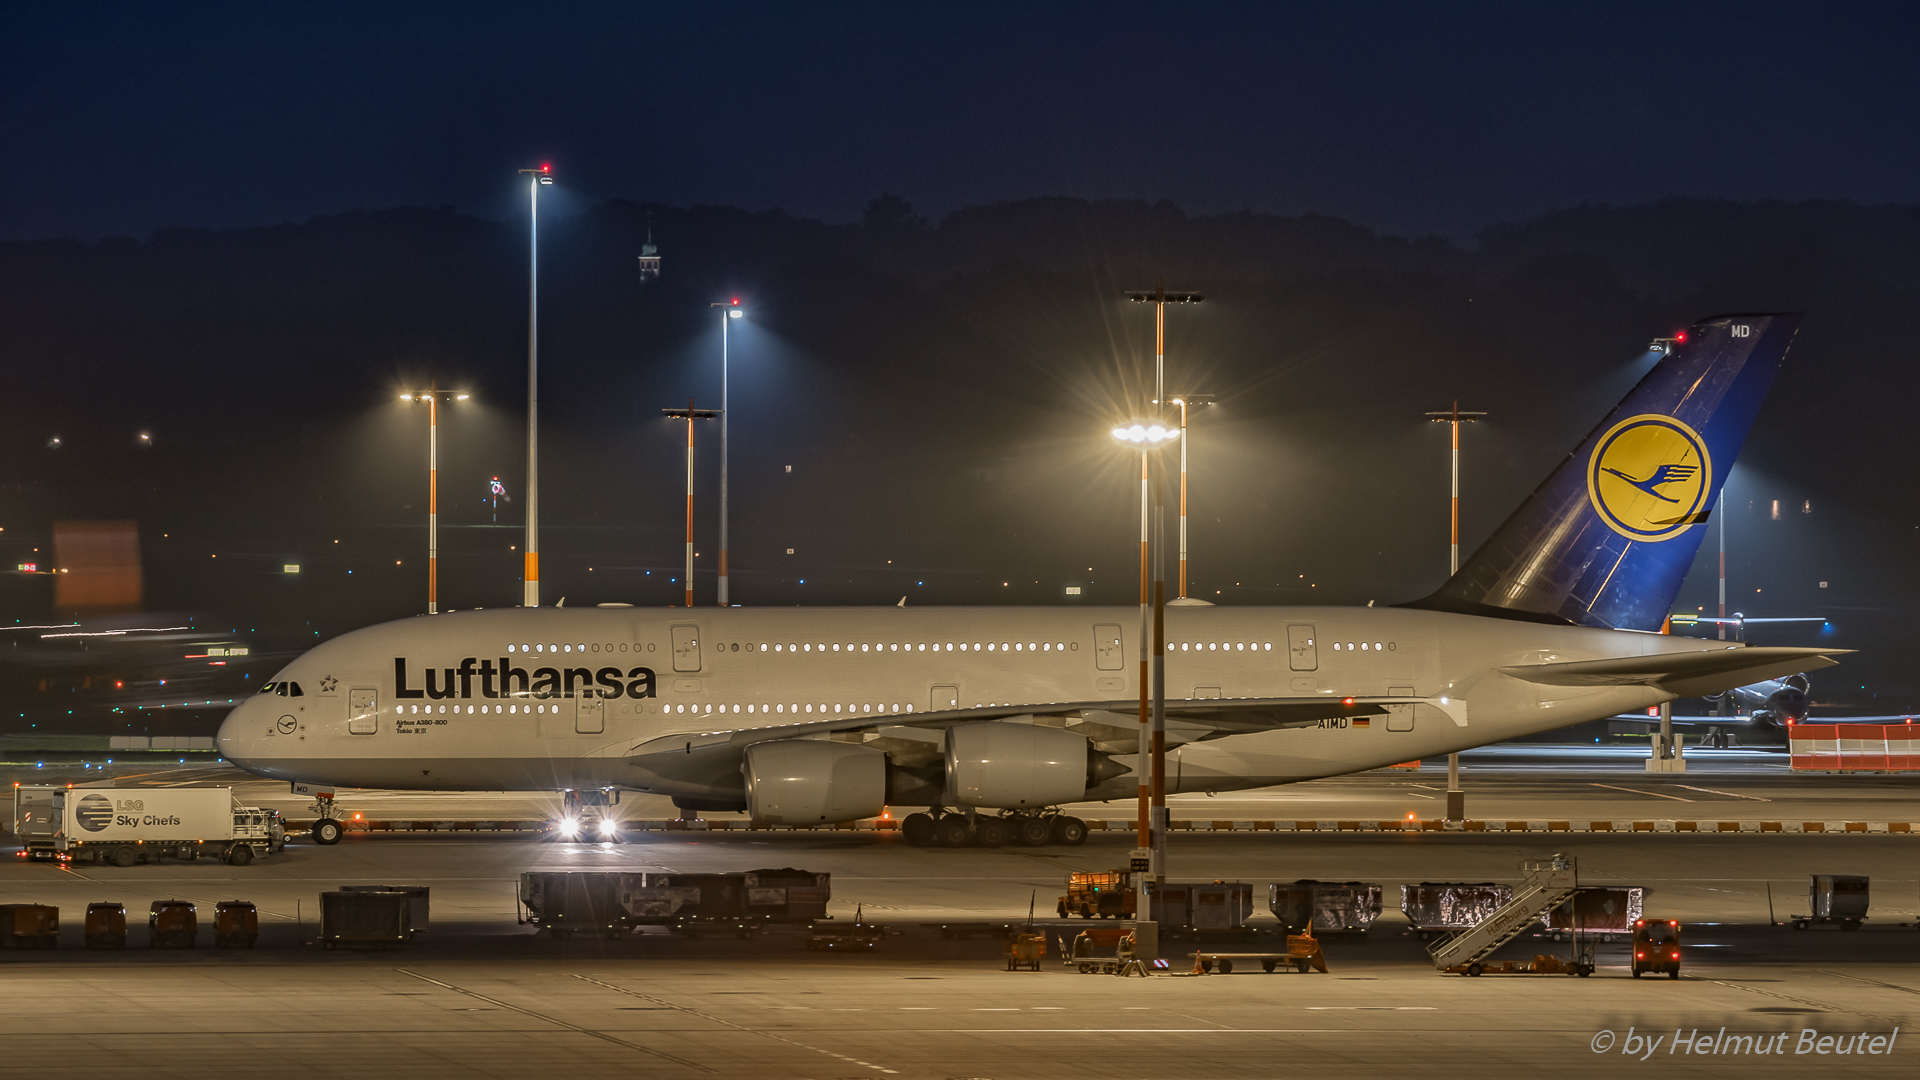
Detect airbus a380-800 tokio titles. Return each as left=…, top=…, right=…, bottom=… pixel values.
left=220, top=313, right=1845, bottom=846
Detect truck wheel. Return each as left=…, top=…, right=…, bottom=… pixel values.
left=228, top=844, right=254, bottom=866
left=312, top=819, right=344, bottom=845
left=934, top=816, right=973, bottom=847
left=1051, top=817, right=1089, bottom=846
left=974, top=818, right=1009, bottom=848
left=902, top=813, right=937, bottom=846
left=1079, top=905, right=1093, bottom=919
left=109, top=846, right=137, bottom=868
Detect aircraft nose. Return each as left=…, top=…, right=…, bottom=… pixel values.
left=217, top=700, right=262, bottom=769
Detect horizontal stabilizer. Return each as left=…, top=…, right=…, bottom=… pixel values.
left=1499, top=646, right=1847, bottom=698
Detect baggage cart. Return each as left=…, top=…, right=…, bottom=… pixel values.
left=214, top=901, right=258, bottom=948
left=744, top=868, right=832, bottom=922
left=1793, top=874, right=1869, bottom=930
left=149, top=900, right=197, bottom=948
left=1401, top=882, right=1513, bottom=938
left=340, top=885, right=429, bottom=936
left=1269, top=880, right=1382, bottom=935
left=319, top=890, right=411, bottom=949
left=0, top=904, right=59, bottom=949
left=518, top=872, right=628, bottom=939
left=85, top=902, right=127, bottom=950
left=1150, top=880, right=1254, bottom=935
left=1192, top=931, right=1329, bottom=974
left=1541, top=886, right=1644, bottom=941
left=807, top=906, right=884, bottom=952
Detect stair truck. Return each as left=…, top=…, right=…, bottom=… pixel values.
left=13, top=785, right=283, bottom=866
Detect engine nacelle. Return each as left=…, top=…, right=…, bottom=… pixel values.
left=743, top=739, right=887, bottom=825
left=945, top=722, right=1091, bottom=808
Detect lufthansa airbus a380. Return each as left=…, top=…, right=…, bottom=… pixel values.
left=220, top=314, right=1846, bottom=846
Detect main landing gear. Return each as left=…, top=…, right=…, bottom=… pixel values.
left=902, top=809, right=1088, bottom=848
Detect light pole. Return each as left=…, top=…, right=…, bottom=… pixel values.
left=1111, top=420, right=1177, bottom=958
left=1425, top=402, right=1485, bottom=821
left=400, top=390, right=471, bottom=614
left=518, top=163, right=552, bottom=607
left=1168, top=394, right=1214, bottom=600
left=662, top=402, right=719, bottom=607
left=709, top=300, right=744, bottom=605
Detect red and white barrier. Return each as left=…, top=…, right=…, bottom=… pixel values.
left=1790, top=723, right=1920, bottom=772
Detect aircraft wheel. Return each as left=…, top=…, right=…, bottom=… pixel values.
left=902, top=813, right=937, bottom=846
left=934, top=816, right=974, bottom=847
left=1012, top=816, right=1052, bottom=846
left=974, top=818, right=1010, bottom=848
left=1051, top=817, right=1089, bottom=846
left=312, top=819, right=344, bottom=845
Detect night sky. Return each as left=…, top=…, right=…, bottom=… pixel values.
left=3, top=3, right=1918, bottom=731
left=8, top=2, right=1920, bottom=242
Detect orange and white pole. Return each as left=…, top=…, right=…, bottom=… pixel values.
left=684, top=402, right=696, bottom=608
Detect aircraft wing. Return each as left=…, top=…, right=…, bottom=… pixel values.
left=1498, top=646, right=1848, bottom=698
left=627, top=693, right=1470, bottom=767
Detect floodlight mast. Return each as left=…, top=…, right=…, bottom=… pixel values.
left=401, top=389, right=471, bottom=614
left=663, top=403, right=719, bottom=607
left=1425, top=402, right=1486, bottom=821
left=1126, top=286, right=1204, bottom=598
left=710, top=300, right=744, bottom=605
left=517, top=164, right=552, bottom=606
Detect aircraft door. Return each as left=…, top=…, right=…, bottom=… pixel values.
left=348, top=689, right=378, bottom=734
left=576, top=697, right=604, bottom=735
left=1093, top=624, right=1123, bottom=671
left=670, top=625, right=702, bottom=673
left=1386, top=686, right=1415, bottom=731
left=1286, top=625, right=1318, bottom=672
left=931, top=685, right=959, bottom=711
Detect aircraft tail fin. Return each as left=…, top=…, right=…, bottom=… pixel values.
left=1405, top=314, right=1801, bottom=631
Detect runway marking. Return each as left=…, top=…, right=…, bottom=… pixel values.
left=1818, top=970, right=1920, bottom=996
left=1677, top=784, right=1771, bottom=801
left=1590, top=783, right=1693, bottom=802
left=571, top=973, right=898, bottom=1075
left=1306, top=1007, right=1437, bottom=1011
left=1699, top=977, right=1904, bottom=1025
left=396, top=969, right=711, bottom=1071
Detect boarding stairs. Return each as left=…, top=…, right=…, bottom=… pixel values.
left=1427, top=856, right=1581, bottom=971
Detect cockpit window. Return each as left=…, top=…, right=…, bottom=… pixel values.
left=287, top=682, right=303, bottom=697
left=258, top=683, right=278, bottom=695
left=262, top=681, right=304, bottom=697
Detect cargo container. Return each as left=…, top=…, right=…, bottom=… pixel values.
left=339, top=885, right=429, bottom=936
left=12, top=785, right=282, bottom=866
left=319, top=890, right=411, bottom=949
left=1540, top=887, right=1644, bottom=940
left=744, top=868, right=831, bottom=922
left=1149, top=881, right=1255, bottom=934
left=0, top=904, right=59, bottom=949
left=85, top=902, right=126, bottom=949
left=214, top=901, right=258, bottom=948
left=149, top=900, right=197, bottom=948
left=1269, top=880, right=1383, bottom=935
left=1793, top=875, right=1869, bottom=930
left=1401, top=882, right=1514, bottom=938
left=518, top=872, right=629, bottom=938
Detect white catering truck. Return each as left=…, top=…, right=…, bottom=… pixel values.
left=11, top=785, right=283, bottom=866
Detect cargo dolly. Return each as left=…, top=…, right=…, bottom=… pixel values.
left=1190, top=931, right=1328, bottom=974
left=1428, top=856, right=1595, bottom=977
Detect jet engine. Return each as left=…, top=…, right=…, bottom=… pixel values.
left=945, top=722, right=1100, bottom=808
left=743, top=740, right=887, bottom=825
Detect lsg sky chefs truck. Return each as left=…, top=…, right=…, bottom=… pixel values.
left=12, top=786, right=283, bottom=866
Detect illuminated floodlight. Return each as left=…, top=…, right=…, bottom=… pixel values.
left=455, top=393, right=470, bottom=400
left=1111, top=422, right=1178, bottom=447
left=597, top=818, right=617, bottom=837
left=559, top=816, right=581, bottom=838
left=400, top=394, right=413, bottom=401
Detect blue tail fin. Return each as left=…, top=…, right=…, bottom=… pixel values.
left=1407, top=313, right=1801, bottom=631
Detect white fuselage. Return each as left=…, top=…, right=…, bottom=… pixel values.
left=218, top=604, right=1695, bottom=801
